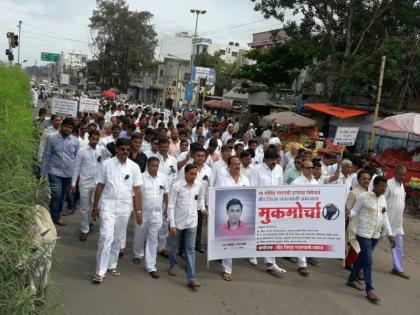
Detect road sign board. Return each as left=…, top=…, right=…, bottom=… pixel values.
left=185, top=83, right=193, bottom=102
left=41, top=52, right=60, bottom=62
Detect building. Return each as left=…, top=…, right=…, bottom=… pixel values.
left=195, top=38, right=250, bottom=64
left=248, top=29, right=289, bottom=48
left=129, top=57, right=191, bottom=106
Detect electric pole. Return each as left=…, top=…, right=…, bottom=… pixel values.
left=17, top=20, right=22, bottom=64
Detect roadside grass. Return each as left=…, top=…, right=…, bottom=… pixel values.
left=0, top=66, right=58, bottom=314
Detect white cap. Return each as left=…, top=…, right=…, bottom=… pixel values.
left=249, top=123, right=254, bottom=126
left=268, top=137, right=281, bottom=145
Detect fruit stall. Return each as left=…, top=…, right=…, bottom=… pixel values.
left=371, top=147, right=420, bottom=198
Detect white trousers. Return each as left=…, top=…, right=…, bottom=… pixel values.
left=95, top=210, right=131, bottom=277
left=158, top=217, right=169, bottom=252
left=79, top=185, right=95, bottom=233
left=133, top=212, right=162, bottom=272
left=222, top=259, right=232, bottom=274
left=297, top=256, right=307, bottom=268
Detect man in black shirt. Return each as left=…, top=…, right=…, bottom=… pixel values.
left=129, top=132, right=148, bottom=173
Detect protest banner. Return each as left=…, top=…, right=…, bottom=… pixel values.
left=79, top=98, right=100, bottom=113
left=334, top=127, right=359, bottom=146
left=208, top=185, right=345, bottom=261
left=51, top=98, right=78, bottom=118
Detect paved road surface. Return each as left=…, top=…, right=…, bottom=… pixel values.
left=50, top=212, right=420, bottom=315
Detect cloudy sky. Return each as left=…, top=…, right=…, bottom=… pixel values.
left=0, top=0, right=295, bottom=66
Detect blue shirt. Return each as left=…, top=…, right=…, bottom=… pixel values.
left=41, top=133, right=80, bottom=178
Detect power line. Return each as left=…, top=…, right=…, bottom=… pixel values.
left=24, top=30, right=89, bottom=44
left=0, top=6, right=88, bottom=27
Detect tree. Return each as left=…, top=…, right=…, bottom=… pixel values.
left=89, top=0, right=158, bottom=92
left=250, top=0, right=420, bottom=105
left=234, top=43, right=307, bottom=92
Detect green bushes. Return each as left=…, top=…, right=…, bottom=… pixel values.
left=0, top=66, right=50, bottom=314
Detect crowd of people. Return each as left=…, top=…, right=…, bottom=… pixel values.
left=37, top=99, right=409, bottom=302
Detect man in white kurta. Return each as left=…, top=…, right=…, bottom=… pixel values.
left=71, top=130, right=102, bottom=241
left=92, top=138, right=143, bottom=283
left=384, top=166, right=409, bottom=279
left=248, top=148, right=286, bottom=275
left=132, top=157, right=168, bottom=278
left=291, top=159, right=319, bottom=276
left=216, top=156, right=250, bottom=280
left=156, top=137, right=178, bottom=256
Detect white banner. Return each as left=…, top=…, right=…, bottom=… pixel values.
left=334, top=127, right=359, bottom=146
left=208, top=185, right=346, bottom=260
left=51, top=98, right=78, bottom=118
left=79, top=98, right=99, bottom=113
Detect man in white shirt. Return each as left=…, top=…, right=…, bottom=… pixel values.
left=240, top=150, right=253, bottom=178
left=156, top=137, right=178, bottom=257
left=71, top=130, right=102, bottom=241
left=99, top=124, right=120, bottom=148
left=132, top=157, right=169, bottom=279
left=261, top=126, right=272, bottom=140
left=326, top=159, right=353, bottom=199
left=204, top=127, right=222, bottom=150
left=346, top=176, right=396, bottom=303
left=177, top=146, right=213, bottom=253
left=221, top=124, right=234, bottom=144
left=248, top=148, right=286, bottom=275
left=144, top=136, right=159, bottom=158
left=212, top=145, right=231, bottom=185
left=167, top=164, right=207, bottom=289
left=291, top=159, right=318, bottom=275
left=384, top=166, right=408, bottom=279
left=216, top=156, right=250, bottom=281
left=91, top=138, right=143, bottom=284
left=344, top=170, right=371, bottom=270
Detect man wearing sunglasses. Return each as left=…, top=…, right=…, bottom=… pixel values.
left=92, top=138, right=143, bottom=284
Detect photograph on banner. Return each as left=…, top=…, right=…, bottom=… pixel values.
left=208, top=185, right=346, bottom=261
left=79, top=98, right=100, bottom=113
left=214, top=189, right=256, bottom=241
left=51, top=98, right=78, bottom=118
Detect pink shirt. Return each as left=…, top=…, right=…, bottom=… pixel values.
left=168, top=139, right=180, bottom=156
left=218, top=221, right=253, bottom=238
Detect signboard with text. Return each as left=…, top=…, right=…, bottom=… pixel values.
left=208, top=185, right=345, bottom=261
left=51, top=98, right=78, bottom=118
left=79, top=98, right=100, bottom=113
left=41, top=52, right=61, bottom=62
left=333, top=127, right=359, bottom=146
left=191, top=66, right=216, bottom=86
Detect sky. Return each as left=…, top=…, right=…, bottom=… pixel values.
left=0, top=0, right=295, bottom=66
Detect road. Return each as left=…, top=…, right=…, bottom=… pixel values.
left=50, top=211, right=420, bottom=315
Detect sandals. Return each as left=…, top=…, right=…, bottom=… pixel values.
left=222, top=272, right=232, bottom=281
left=108, top=268, right=121, bottom=276
left=92, top=274, right=103, bottom=283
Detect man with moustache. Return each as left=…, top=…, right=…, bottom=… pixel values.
left=92, top=138, right=143, bottom=284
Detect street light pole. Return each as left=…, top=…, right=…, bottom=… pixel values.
left=189, top=9, right=206, bottom=110
left=17, top=20, right=22, bottom=64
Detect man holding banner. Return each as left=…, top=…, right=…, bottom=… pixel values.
left=248, top=148, right=287, bottom=275
left=215, top=156, right=250, bottom=281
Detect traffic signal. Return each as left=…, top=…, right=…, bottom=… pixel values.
left=12, top=34, right=18, bottom=48
left=5, top=49, right=14, bottom=61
